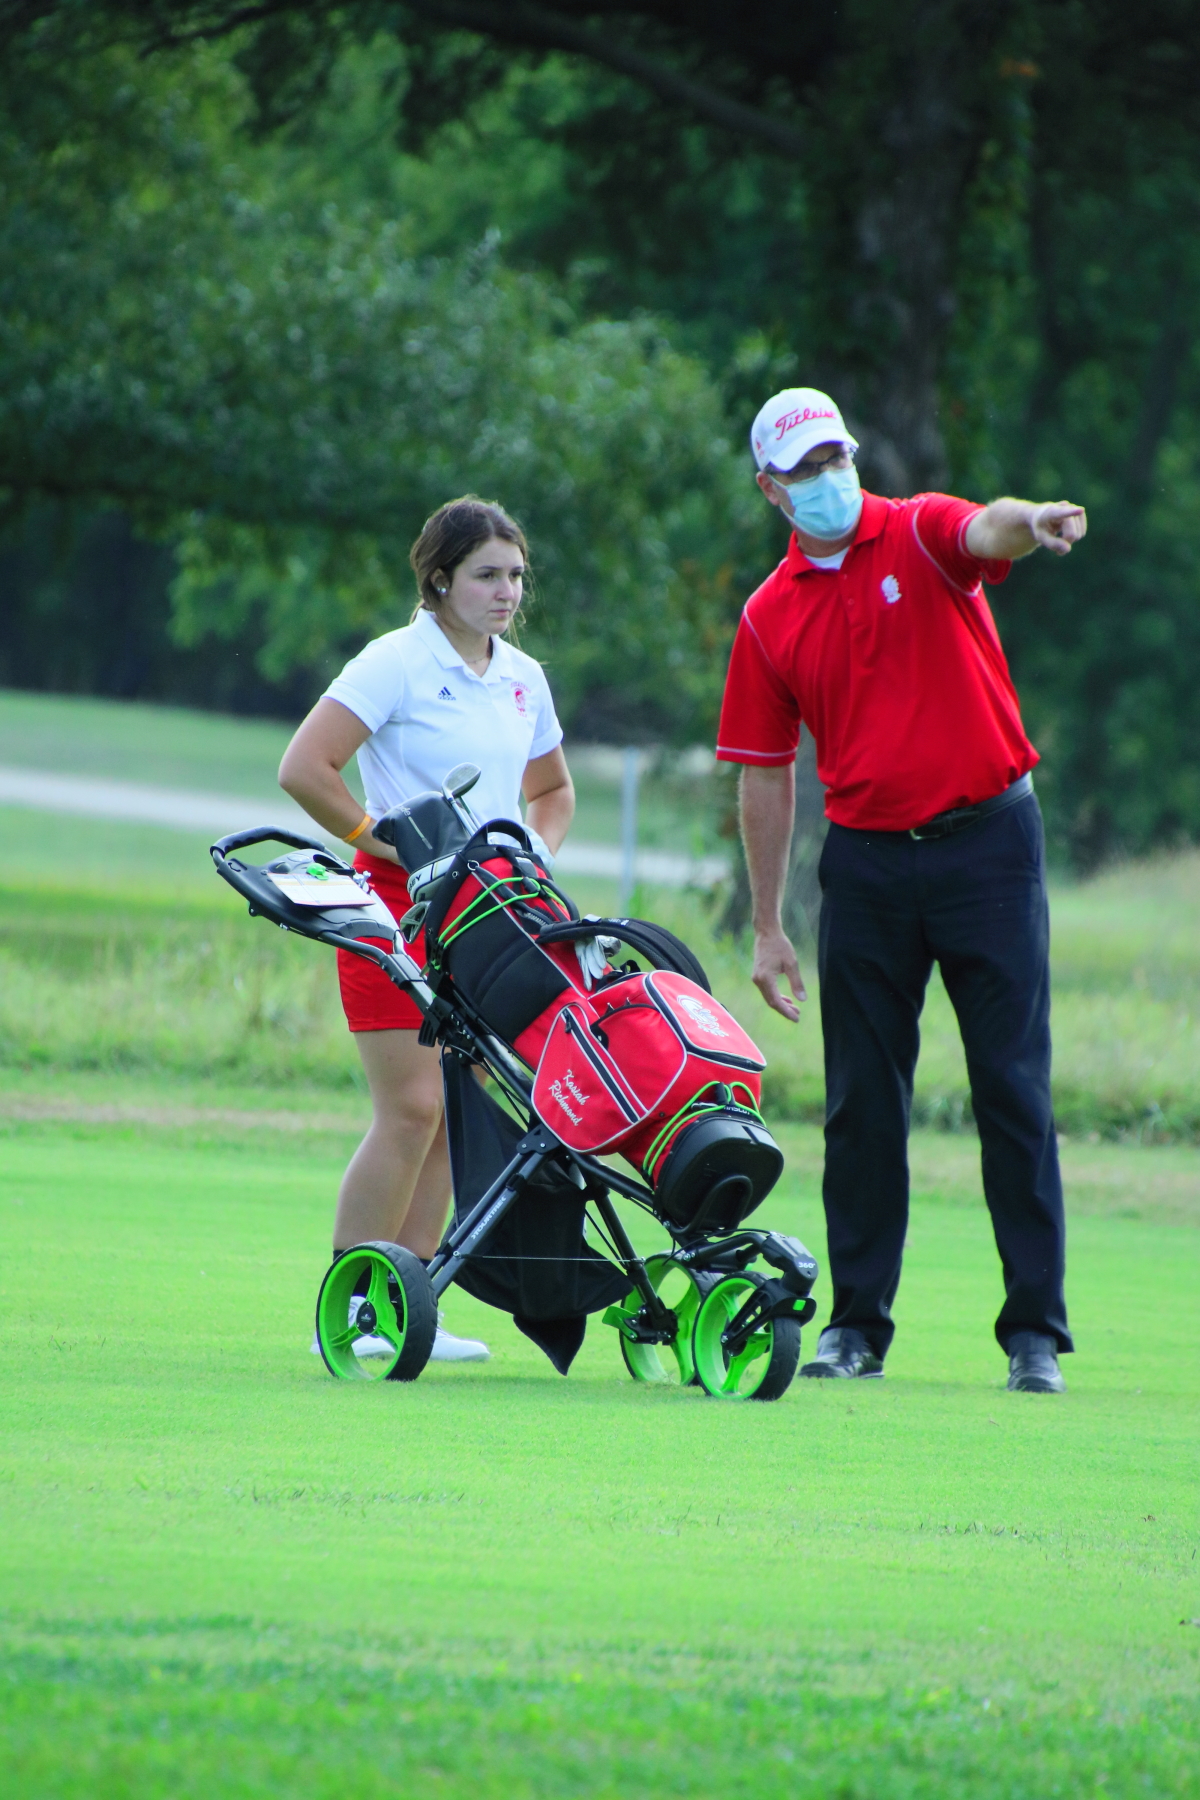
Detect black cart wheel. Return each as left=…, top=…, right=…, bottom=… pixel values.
left=315, top=1241, right=437, bottom=1382
left=690, top=1273, right=801, bottom=1401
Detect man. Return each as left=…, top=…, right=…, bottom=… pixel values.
left=717, top=387, right=1086, bottom=1393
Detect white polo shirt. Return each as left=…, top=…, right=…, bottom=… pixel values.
left=324, top=607, right=563, bottom=826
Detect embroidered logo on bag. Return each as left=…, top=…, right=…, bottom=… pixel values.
left=677, top=993, right=730, bottom=1038
left=881, top=575, right=902, bottom=605
left=437, top=685, right=454, bottom=700
left=547, top=1067, right=588, bottom=1124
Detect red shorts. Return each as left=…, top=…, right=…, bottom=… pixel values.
left=337, top=852, right=427, bottom=1032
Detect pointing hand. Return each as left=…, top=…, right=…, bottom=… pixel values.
left=1031, top=501, right=1087, bottom=556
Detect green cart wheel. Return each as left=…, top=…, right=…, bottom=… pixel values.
left=691, top=1272, right=800, bottom=1400
left=315, top=1241, right=437, bottom=1382
left=608, top=1255, right=714, bottom=1386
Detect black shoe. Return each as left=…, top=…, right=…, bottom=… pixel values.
left=1007, top=1331, right=1066, bottom=1393
left=799, top=1326, right=884, bottom=1380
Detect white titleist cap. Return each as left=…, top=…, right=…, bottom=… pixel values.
left=750, top=387, right=858, bottom=473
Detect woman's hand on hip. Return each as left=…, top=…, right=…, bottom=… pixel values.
left=278, top=698, right=388, bottom=851
left=352, top=828, right=400, bottom=865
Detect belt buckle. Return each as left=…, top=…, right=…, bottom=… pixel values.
left=909, top=777, right=1025, bottom=842
left=910, top=810, right=967, bottom=841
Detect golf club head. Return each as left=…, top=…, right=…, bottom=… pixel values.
left=442, top=763, right=481, bottom=802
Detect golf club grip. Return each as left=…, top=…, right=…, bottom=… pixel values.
left=210, top=825, right=328, bottom=860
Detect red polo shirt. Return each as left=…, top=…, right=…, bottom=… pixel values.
left=716, top=491, right=1038, bottom=831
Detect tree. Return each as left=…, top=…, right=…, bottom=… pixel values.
left=17, top=4, right=1198, bottom=484
left=2, top=0, right=1057, bottom=494
left=5, top=1, right=1200, bottom=859
left=0, top=27, right=758, bottom=734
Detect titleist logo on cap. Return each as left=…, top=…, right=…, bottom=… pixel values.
left=775, top=406, right=836, bottom=438
left=750, top=387, right=858, bottom=471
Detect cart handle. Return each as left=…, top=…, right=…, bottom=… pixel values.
left=210, top=825, right=329, bottom=861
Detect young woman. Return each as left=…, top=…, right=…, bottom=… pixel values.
left=279, top=497, right=575, bottom=1361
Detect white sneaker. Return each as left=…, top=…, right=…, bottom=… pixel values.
left=311, top=1302, right=489, bottom=1363
left=310, top=1295, right=397, bottom=1360
left=429, top=1310, right=490, bottom=1363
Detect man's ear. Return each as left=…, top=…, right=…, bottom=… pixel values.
left=756, top=471, right=784, bottom=506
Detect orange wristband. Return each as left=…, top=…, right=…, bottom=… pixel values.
left=344, top=812, right=373, bottom=844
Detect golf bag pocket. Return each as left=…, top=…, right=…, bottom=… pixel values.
left=640, top=970, right=767, bottom=1073
left=531, top=970, right=780, bottom=1229
left=530, top=970, right=768, bottom=1159
left=533, top=1000, right=685, bottom=1152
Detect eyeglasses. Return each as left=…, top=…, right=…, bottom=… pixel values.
left=771, top=446, right=856, bottom=484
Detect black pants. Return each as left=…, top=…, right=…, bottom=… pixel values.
left=817, top=793, right=1071, bottom=1358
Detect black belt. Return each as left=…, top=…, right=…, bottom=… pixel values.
left=908, top=773, right=1033, bottom=841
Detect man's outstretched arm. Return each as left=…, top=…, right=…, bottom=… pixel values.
left=966, top=497, right=1087, bottom=561
left=740, top=763, right=807, bottom=1022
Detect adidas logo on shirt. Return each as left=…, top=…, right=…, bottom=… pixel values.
left=437, top=685, right=454, bottom=700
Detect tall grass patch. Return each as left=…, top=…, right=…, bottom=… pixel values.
left=0, top=883, right=363, bottom=1090
left=2, top=846, right=1199, bottom=1139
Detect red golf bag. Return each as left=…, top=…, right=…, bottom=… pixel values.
left=376, top=787, right=782, bottom=1236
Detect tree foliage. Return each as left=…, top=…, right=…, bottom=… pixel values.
left=3, top=1, right=1200, bottom=859
left=0, top=25, right=757, bottom=734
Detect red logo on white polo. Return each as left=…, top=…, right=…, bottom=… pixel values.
left=774, top=406, right=836, bottom=439
left=512, top=683, right=529, bottom=717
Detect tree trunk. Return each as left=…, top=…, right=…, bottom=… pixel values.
left=819, top=3, right=1021, bottom=497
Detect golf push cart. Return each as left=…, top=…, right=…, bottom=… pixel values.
left=211, top=764, right=819, bottom=1400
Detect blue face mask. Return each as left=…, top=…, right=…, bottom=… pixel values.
left=779, top=466, right=863, bottom=541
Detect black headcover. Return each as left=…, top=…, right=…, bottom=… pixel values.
left=441, top=1055, right=628, bottom=1373
left=372, top=789, right=471, bottom=874
left=372, top=788, right=474, bottom=871
left=372, top=762, right=485, bottom=875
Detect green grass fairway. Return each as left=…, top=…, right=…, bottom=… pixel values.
left=1, top=1114, right=1197, bottom=1797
